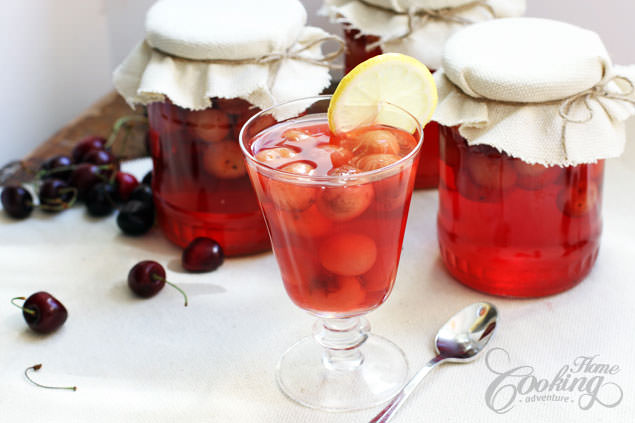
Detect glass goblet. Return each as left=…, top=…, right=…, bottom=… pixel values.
left=239, top=96, right=423, bottom=411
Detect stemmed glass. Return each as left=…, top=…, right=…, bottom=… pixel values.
left=239, top=96, right=423, bottom=411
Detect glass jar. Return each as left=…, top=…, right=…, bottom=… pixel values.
left=437, top=126, right=604, bottom=297
left=147, top=98, right=271, bottom=255
left=343, top=28, right=440, bottom=189
left=114, top=0, right=339, bottom=255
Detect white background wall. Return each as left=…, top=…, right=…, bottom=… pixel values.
left=1, top=0, right=633, bottom=161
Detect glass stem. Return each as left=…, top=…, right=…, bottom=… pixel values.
left=313, top=317, right=370, bottom=371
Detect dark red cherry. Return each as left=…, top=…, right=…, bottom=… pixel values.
left=83, top=149, right=115, bottom=166
left=38, top=179, right=76, bottom=212
left=117, top=200, right=154, bottom=235
left=128, top=260, right=165, bottom=298
left=72, top=136, right=106, bottom=163
left=142, top=171, right=152, bottom=186
left=114, top=172, right=139, bottom=202
left=1, top=185, right=34, bottom=219
left=128, top=184, right=153, bottom=205
left=182, top=237, right=224, bottom=272
left=69, top=163, right=107, bottom=200
left=18, top=292, right=68, bottom=334
left=127, top=261, right=187, bottom=306
left=41, top=155, right=73, bottom=181
left=86, top=183, right=116, bottom=217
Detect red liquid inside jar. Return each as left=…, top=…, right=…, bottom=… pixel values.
left=248, top=121, right=419, bottom=316
left=344, top=28, right=440, bottom=189
left=437, top=126, right=604, bottom=297
left=147, top=99, right=271, bottom=255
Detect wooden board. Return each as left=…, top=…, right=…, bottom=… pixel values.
left=3, top=91, right=146, bottom=185
left=4, top=81, right=340, bottom=185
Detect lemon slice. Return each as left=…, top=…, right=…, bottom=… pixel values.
left=328, top=53, right=437, bottom=134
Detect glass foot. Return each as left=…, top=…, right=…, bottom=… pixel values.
left=276, top=333, right=409, bottom=411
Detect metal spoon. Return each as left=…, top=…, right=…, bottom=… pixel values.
left=369, top=302, right=498, bottom=423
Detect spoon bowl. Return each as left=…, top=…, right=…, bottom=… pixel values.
left=435, top=302, right=497, bottom=362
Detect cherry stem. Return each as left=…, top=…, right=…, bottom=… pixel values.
left=95, top=165, right=117, bottom=183
left=38, top=187, right=79, bottom=212
left=105, top=115, right=148, bottom=151
left=24, top=364, right=77, bottom=391
left=10, top=297, right=35, bottom=315
left=35, top=164, right=75, bottom=181
left=36, top=164, right=114, bottom=182
left=152, top=274, right=188, bottom=307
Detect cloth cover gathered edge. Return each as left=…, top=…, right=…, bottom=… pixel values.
left=113, top=0, right=334, bottom=120
left=321, top=0, right=526, bottom=69
left=432, top=18, right=635, bottom=167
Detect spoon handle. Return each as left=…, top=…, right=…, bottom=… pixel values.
left=368, top=355, right=445, bottom=423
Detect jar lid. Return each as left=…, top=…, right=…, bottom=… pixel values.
left=442, top=18, right=610, bottom=102
left=321, top=0, right=525, bottom=69
left=114, top=0, right=342, bottom=118
left=433, top=18, right=635, bottom=166
left=145, top=0, right=306, bottom=61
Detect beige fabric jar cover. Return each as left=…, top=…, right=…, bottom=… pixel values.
left=433, top=18, right=635, bottom=166
left=113, top=0, right=343, bottom=119
left=321, top=0, right=525, bottom=69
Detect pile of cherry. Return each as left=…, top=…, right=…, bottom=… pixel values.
left=2, top=135, right=225, bottom=336
left=1, top=135, right=154, bottom=231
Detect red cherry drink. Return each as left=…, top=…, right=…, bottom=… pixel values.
left=343, top=28, right=440, bottom=189
left=147, top=99, right=271, bottom=255
left=246, top=119, right=420, bottom=316
left=438, top=126, right=604, bottom=297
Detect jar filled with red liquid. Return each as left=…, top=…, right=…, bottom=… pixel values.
left=113, top=0, right=339, bottom=255
left=438, top=126, right=604, bottom=297
left=146, top=99, right=273, bottom=254
left=433, top=18, right=635, bottom=296
left=323, top=0, right=525, bottom=188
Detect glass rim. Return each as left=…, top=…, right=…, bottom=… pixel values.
left=238, top=94, right=424, bottom=183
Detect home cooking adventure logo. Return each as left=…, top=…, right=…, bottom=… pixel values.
left=484, top=348, right=623, bottom=413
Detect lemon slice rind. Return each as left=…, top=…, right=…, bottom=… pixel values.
left=328, top=53, right=437, bottom=134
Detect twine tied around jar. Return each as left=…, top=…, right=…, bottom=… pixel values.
left=355, top=0, right=496, bottom=50
left=559, top=75, right=635, bottom=159
left=559, top=75, right=635, bottom=123
left=150, top=35, right=345, bottom=69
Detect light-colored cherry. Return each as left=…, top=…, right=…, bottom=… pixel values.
left=355, top=154, right=401, bottom=171
left=319, top=145, right=354, bottom=168
left=328, top=164, right=362, bottom=177
left=557, top=182, right=599, bottom=217
left=466, top=154, right=517, bottom=190
left=318, top=184, right=374, bottom=221
left=203, top=141, right=246, bottom=178
left=279, top=205, right=332, bottom=238
left=319, top=233, right=378, bottom=276
left=283, top=129, right=313, bottom=142
left=513, top=160, right=560, bottom=190
left=309, top=276, right=365, bottom=312
left=186, top=108, right=231, bottom=143
left=342, top=129, right=400, bottom=156
left=255, top=147, right=297, bottom=163
left=280, top=161, right=316, bottom=176
left=268, top=180, right=316, bottom=211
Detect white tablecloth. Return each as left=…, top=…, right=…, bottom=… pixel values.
left=1, top=121, right=634, bottom=422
